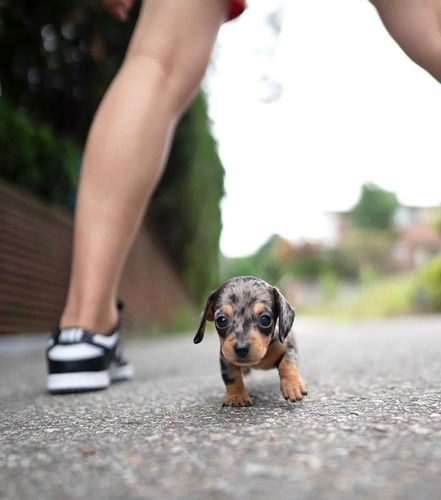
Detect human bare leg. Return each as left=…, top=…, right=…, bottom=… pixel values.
left=60, top=0, right=230, bottom=334
left=370, top=0, right=441, bottom=82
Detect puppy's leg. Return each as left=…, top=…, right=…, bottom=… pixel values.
left=277, top=335, right=308, bottom=402
left=220, top=353, right=253, bottom=407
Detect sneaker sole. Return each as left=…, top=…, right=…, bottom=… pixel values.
left=47, top=371, right=110, bottom=393
left=110, top=363, right=134, bottom=382
left=47, top=364, right=134, bottom=394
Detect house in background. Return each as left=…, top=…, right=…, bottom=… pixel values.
left=391, top=206, right=441, bottom=271
left=327, top=205, right=441, bottom=271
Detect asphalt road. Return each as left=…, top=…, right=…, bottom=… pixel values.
left=1, top=316, right=440, bottom=500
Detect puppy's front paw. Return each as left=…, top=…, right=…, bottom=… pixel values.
left=280, top=376, right=308, bottom=402
left=223, top=393, right=254, bottom=407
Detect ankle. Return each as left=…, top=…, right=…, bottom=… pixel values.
left=60, top=305, right=118, bottom=335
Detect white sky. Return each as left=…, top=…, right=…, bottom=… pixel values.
left=204, top=0, right=441, bottom=257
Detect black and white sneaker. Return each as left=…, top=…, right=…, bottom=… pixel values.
left=46, top=322, right=134, bottom=393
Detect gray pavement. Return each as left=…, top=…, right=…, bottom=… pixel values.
left=1, top=315, right=441, bottom=500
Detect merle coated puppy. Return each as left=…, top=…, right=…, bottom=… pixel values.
left=194, top=276, right=308, bottom=406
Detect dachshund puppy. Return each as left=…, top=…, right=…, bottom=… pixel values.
left=194, top=276, right=308, bottom=407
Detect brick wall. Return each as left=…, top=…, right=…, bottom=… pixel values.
left=0, top=180, right=194, bottom=334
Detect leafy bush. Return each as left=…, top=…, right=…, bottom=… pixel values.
left=419, top=253, right=441, bottom=311
left=335, top=228, right=396, bottom=276
left=0, top=98, right=79, bottom=205
left=221, top=235, right=289, bottom=285
left=221, top=235, right=336, bottom=287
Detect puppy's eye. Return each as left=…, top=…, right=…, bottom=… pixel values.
left=215, top=315, right=228, bottom=330
left=259, top=314, right=273, bottom=329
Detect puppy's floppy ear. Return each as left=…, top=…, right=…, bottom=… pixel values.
left=193, top=292, right=216, bottom=344
left=273, top=287, right=295, bottom=343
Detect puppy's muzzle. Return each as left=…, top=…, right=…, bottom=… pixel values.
left=234, top=342, right=250, bottom=360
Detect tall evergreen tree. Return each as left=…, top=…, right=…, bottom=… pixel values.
left=350, top=183, right=398, bottom=231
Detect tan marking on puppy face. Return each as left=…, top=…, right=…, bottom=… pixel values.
left=220, top=304, right=234, bottom=316
left=253, top=302, right=266, bottom=316
left=246, top=329, right=272, bottom=364
left=220, top=332, right=235, bottom=358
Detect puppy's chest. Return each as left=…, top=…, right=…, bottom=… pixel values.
left=252, top=336, right=285, bottom=370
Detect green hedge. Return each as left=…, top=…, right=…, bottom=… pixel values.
left=0, top=99, right=79, bottom=205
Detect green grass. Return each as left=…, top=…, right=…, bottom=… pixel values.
left=301, top=273, right=417, bottom=319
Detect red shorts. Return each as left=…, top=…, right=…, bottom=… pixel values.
left=228, top=0, right=246, bottom=21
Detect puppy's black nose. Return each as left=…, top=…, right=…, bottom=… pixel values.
left=234, top=343, right=250, bottom=358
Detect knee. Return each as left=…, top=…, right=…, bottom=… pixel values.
left=120, top=0, right=226, bottom=112
left=125, top=42, right=211, bottom=113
